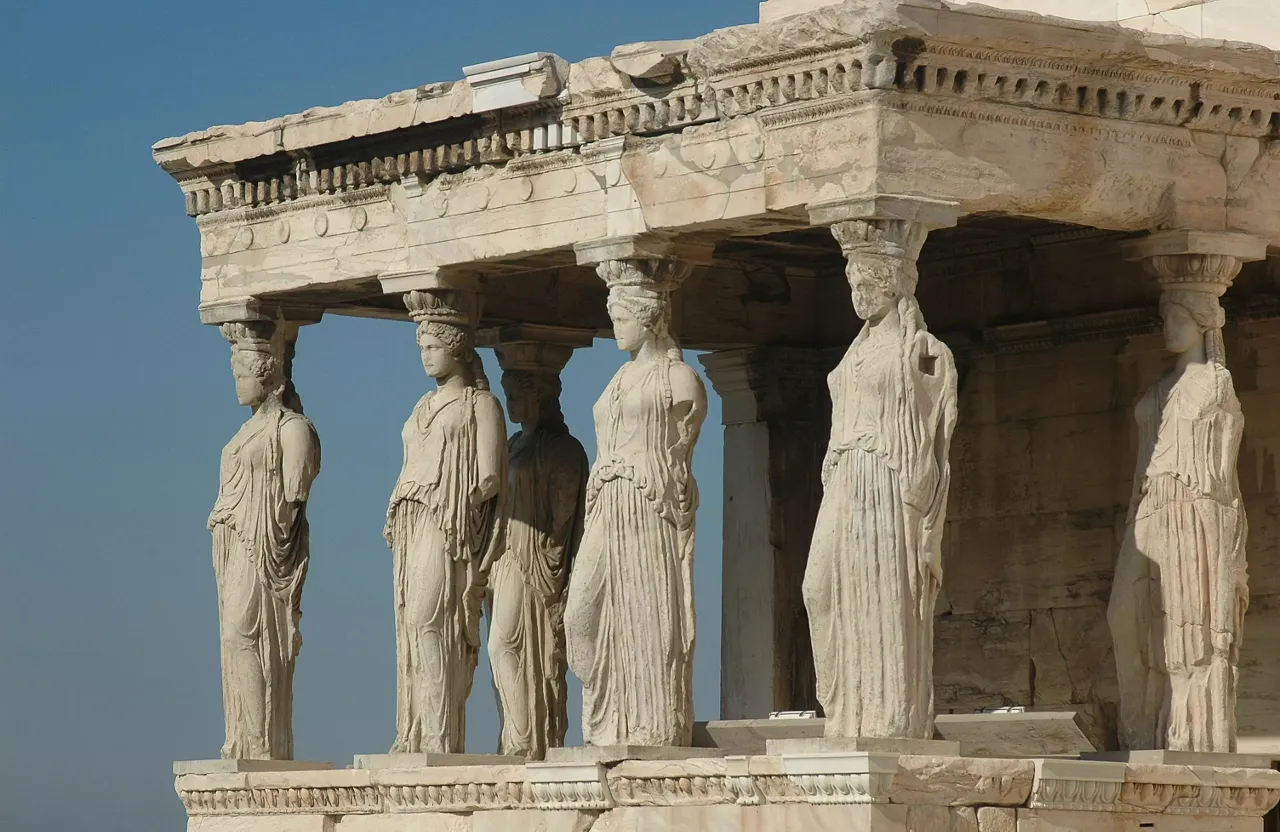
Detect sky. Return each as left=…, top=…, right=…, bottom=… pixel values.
left=0, top=1, right=758, bottom=829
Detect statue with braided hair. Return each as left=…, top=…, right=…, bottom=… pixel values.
left=803, top=219, right=958, bottom=740
left=488, top=349, right=588, bottom=760
left=209, top=320, right=321, bottom=759
left=1109, top=279, right=1249, bottom=753
left=564, top=259, right=707, bottom=747
left=385, top=289, right=507, bottom=754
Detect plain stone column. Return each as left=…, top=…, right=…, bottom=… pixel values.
left=700, top=347, right=838, bottom=719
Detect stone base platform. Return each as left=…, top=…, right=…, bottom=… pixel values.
left=174, top=752, right=1280, bottom=831
left=355, top=753, right=525, bottom=769
left=173, top=759, right=335, bottom=775
left=545, top=745, right=725, bottom=764
left=1083, top=749, right=1278, bottom=769
left=766, top=736, right=961, bottom=756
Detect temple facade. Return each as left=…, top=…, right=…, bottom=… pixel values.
left=155, top=1, right=1280, bottom=829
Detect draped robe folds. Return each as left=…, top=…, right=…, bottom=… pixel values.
left=489, top=425, right=588, bottom=759
left=209, top=404, right=321, bottom=760
left=386, top=388, right=506, bottom=754
left=565, top=356, right=701, bottom=747
left=803, top=304, right=957, bottom=739
left=1109, top=362, right=1248, bottom=752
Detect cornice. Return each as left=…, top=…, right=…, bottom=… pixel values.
left=168, top=29, right=1279, bottom=223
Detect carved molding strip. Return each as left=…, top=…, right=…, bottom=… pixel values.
left=176, top=755, right=1280, bottom=818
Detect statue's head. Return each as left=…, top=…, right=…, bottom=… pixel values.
left=405, top=289, right=488, bottom=389
left=597, top=259, right=686, bottom=354
left=416, top=321, right=472, bottom=380
left=1160, top=289, right=1225, bottom=358
left=832, top=219, right=927, bottom=323
left=502, top=369, right=563, bottom=425
left=221, top=321, right=284, bottom=407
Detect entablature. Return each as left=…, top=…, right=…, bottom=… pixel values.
left=154, top=0, right=1280, bottom=329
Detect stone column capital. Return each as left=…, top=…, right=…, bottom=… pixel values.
left=700, top=346, right=840, bottom=426
left=199, top=298, right=324, bottom=327
left=573, top=234, right=716, bottom=268
left=482, top=326, right=596, bottom=377
left=807, top=194, right=961, bottom=232
left=378, top=266, right=482, bottom=295
left=1121, top=230, right=1269, bottom=296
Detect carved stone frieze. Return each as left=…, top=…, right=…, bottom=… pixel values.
left=175, top=754, right=1280, bottom=820
left=1027, top=758, right=1280, bottom=817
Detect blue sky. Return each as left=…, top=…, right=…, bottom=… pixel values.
left=0, top=1, right=758, bottom=828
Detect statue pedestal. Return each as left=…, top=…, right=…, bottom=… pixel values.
left=1083, top=750, right=1277, bottom=769
left=545, top=745, right=725, bottom=764
left=354, top=753, right=526, bottom=769
left=767, top=736, right=961, bottom=756
left=694, top=717, right=826, bottom=755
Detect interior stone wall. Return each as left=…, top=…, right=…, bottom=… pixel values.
left=917, top=242, right=1280, bottom=752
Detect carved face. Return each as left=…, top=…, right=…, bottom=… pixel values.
left=610, top=305, right=648, bottom=352
left=1162, top=302, right=1202, bottom=355
left=505, top=384, right=533, bottom=424
left=848, top=260, right=900, bottom=322
left=419, top=332, right=461, bottom=379
left=231, top=352, right=274, bottom=407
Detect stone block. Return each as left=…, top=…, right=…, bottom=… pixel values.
left=1029, top=412, right=1131, bottom=513
left=976, top=806, right=1015, bottom=832
left=353, top=753, right=524, bottom=769
left=1027, top=606, right=1117, bottom=708
left=188, top=817, right=333, bottom=832
left=890, top=756, right=1034, bottom=806
left=934, top=712, right=1096, bottom=757
left=941, top=511, right=1117, bottom=615
left=935, top=612, right=1032, bottom=711
left=1238, top=696, right=1280, bottom=755
left=1084, top=750, right=1276, bottom=769
left=174, top=760, right=335, bottom=775
left=1016, top=809, right=1263, bottom=831
left=958, top=345, right=1123, bottom=426
left=948, top=421, right=1033, bottom=519
left=545, top=746, right=724, bottom=764
left=692, top=718, right=825, bottom=755
left=768, top=737, right=960, bottom=756
left=471, top=810, right=596, bottom=832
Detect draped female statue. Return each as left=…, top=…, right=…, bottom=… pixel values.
left=564, top=259, right=706, bottom=747
left=489, top=347, right=589, bottom=760
left=386, top=289, right=507, bottom=754
left=803, top=219, right=957, bottom=740
left=210, top=320, right=321, bottom=760
left=1109, top=283, right=1248, bottom=753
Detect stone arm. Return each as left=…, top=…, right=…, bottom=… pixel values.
left=472, top=394, right=507, bottom=507
left=280, top=417, right=321, bottom=505
left=668, top=360, right=708, bottom=441
left=915, top=335, right=958, bottom=590
left=553, top=438, right=590, bottom=568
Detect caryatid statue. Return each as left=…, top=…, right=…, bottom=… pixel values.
left=488, top=342, right=589, bottom=760
left=564, top=257, right=707, bottom=747
left=386, top=289, right=507, bottom=754
left=1110, top=239, right=1254, bottom=753
left=803, top=211, right=958, bottom=740
left=209, top=319, right=322, bottom=760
